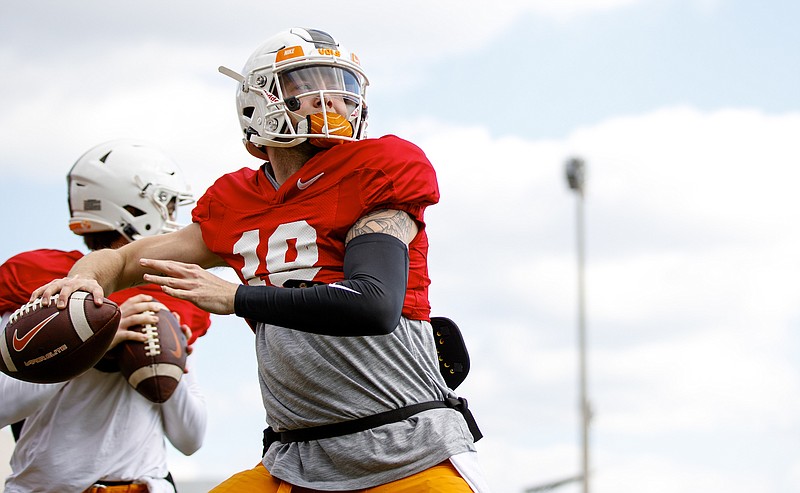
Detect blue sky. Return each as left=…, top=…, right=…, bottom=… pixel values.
left=1, top=1, right=799, bottom=492
left=380, top=1, right=800, bottom=138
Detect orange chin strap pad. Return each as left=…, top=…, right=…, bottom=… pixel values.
left=307, top=112, right=354, bottom=148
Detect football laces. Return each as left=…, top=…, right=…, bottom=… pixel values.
left=9, top=295, right=60, bottom=324
left=141, top=321, right=161, bottom=357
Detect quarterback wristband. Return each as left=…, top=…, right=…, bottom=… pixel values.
left=234, top=233, right=409, bottom=336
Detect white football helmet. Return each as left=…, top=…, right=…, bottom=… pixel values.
left=67, top=139, right=194, bottom=241
left=219, top=27, right=369, bottom=149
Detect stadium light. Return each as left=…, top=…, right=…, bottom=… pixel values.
left=565, top=157, right=591, bottom=493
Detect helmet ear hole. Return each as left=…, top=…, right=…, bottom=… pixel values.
left=123, top=205, right=146, bottom=218
left=243, top=107, right=255, bottom=119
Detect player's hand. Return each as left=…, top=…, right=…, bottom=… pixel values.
left=170, top=311, right=195, bottom=354
left=108, top=294, right=161, bottom=349
left=172, top=311, right=194, bottom=374
left=140, top=258, right=237, bottom=315
left=29, top=275, right=106, bottom=309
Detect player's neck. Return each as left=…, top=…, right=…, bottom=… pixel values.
left=271, top=160, right=304, bottom=185
left=267, top=143, right=322, bottom=185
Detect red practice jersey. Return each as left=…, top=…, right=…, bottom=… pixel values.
left=0, top=249, right=211, bottom=344
left=192, top=135, right=440, bottom=321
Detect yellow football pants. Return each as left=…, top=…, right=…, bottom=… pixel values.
left=209, top=460, right=472, bottom=492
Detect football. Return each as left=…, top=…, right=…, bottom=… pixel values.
left=0, top=292, right=120, bottom=383
left=118, top=308, right=187, bottom=403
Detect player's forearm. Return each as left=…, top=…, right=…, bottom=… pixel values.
left=0, top=373, right=65, bottom=426
left=161, top=369, right=207, bottom=455
left=68, top=247, right=138, bottom=293
left=69, top=224, right=225, bottom=295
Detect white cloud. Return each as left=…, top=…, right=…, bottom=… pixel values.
left=397, top=106, right=800, bottom=493
left=0, top=0, right=659, bottom=100
left=596, top=451, right=769, bottom=493
left=0, top=42, right=244, bottom=197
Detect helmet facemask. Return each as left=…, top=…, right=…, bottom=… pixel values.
left=279, top=65, right=362, bottom=144
left=131, top=175, right=195, bottom=238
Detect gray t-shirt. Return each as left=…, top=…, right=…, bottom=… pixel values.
left=257, top=316, right=476, bottom=489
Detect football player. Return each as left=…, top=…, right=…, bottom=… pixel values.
left=33, top=28, right=491, bottom=492
left=0, top=140, right=209, bottom=493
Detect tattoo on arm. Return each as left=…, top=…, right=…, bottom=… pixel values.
left=346, top=209, right=419, bottom=245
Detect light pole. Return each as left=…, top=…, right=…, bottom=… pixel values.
left=521, top=158, right=591, bottom=493
left=565, top=157, right=590, bottom=493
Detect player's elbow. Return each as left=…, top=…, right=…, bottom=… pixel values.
left=167, top=417, right=206, bottom=455
left=359, top=298, right=402, bottom=335
left=173, top=435, right=204, bottom=456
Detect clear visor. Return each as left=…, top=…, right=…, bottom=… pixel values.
left=278, top=66, right=362, bottom=98
left=278, top=66, right=363, bottom=117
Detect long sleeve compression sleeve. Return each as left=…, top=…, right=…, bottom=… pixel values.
left=233, top=233, right=409, bottom=336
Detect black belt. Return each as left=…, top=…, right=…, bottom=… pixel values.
left=92, top=472, right=175, bottom=488
left=263, top=397, right=482, bottom=453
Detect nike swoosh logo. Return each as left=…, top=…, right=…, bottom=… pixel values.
left=297, top=172, right=324, bottom=190
left=166, top=318, right=183, bottom=359
left=327, top=124, right=349, bottom=134
left=329, top=283, right=362, bottom=295
left=13, top=312, right=59, bottom=352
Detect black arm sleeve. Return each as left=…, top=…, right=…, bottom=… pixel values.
left=233, top=233, right=409, bottom=336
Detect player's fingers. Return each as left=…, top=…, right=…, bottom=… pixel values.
left=142, top=272, right=180, bottom=287
left=157, top=284, right=189, bottom=301
left=119, top=299, right=164, bottom=318
left=179, top=322, right=191, bottom=339
left=29, top=281, right=52, bottom=302
left=53, top=285, right=81, bottom=309
left=141, top=272, right=160, bottom=284
left=119, top=293, right=153, bottom=304
left=55, top=287, right=75, bottom=309
left=39, top=277, right=105, bottom=309
left=179, top=322, right=194, bottom=347
left=109, top=329, right=149, bottom=350
left=32, top=279, right=68, bottom=304
left=140, top=258, right=194, bottom=275
left=119, top=311, right=160, bottom=331
left=143, top=274, right=203, bottom=298
left=118, top=294, right=153, bottom=312
left=121, top=329, right=150, bottom=342
left=125, top=302, right=162, bottom=315
left=87, top=284, right=106, bottom=306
